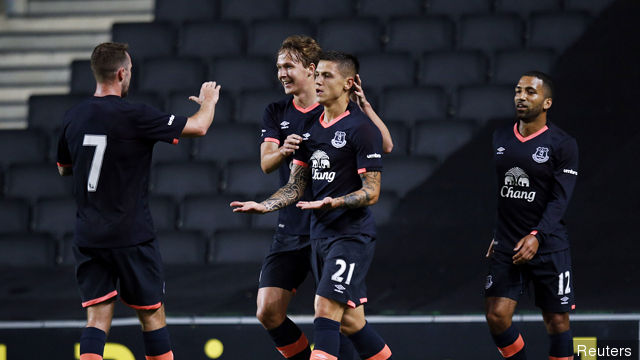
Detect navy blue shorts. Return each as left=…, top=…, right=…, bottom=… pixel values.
left=312, top=234, right=375, bottom=308
left=484, top=248, right=575, bottom=312
left=74, top=239, right=165, bottom=310
left=258, top=234, right=311, bottom=292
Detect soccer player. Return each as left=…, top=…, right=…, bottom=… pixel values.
left=484, top=71, right=578, bottom=360
left=56, top=42, right=221, bottom=360
left=233, top=51, right=392, bottom=360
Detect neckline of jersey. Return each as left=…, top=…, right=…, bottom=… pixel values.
left=513, top=122, right=549, bottom=143
left=292, top=99, right=320, bottom=113
left=319, top=109, right=351, bottom=128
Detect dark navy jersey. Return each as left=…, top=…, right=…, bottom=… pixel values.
left=261, top=96, right=321, bottom=242
left=493, top=121, right=578, bottom=254
left=57, top=95, right=187, bottom=248
left=293, top=101, right=383, bottom=239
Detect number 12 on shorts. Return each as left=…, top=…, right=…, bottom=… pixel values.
left=557, top=270, right=571, bottom=296
left=332, top=259, right=355, bottom=285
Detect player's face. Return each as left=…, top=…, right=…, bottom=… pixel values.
left=315, top=60, right=352, bottom=105
left=120, top=52, right=132, bottom=98
left=514, top=76, right=551, bottom=121
left=276, top=51, right=314, bottom=95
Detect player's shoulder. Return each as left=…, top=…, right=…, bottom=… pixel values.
left=266, top=96, right=293, bottom=112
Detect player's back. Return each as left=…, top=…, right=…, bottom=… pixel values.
left=59, top=95, right=186, bottom=248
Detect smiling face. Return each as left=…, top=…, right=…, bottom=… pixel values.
left=514, top=75, right=552, bottom=122
left=276, top=50, right=315, bottom=96
left=314, top=60, right=354, bottom=106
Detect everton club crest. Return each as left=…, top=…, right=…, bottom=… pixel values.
left=331, top=131, right=347, bottom=148
left=532, top=146, right=549, bottom=163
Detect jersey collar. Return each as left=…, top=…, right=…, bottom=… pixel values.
left=292, top=99, right=320, bottom=113
left=513, top=122, right=548, bottom=143
left=319, top=109, right=350, bottom=128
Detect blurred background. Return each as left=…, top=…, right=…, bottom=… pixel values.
left=0, top=0, right=638, bottom=358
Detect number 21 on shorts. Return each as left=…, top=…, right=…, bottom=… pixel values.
left=331, top=259, right=355, bottom=285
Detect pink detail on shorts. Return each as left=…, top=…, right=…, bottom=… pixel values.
left=82, top=290, right=118, bottom=308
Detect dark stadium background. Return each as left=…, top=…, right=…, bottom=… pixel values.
left=0, top=0, right=638, bottom=359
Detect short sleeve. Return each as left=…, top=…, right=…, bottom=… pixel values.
left=353, top=120, right=383, bottom=174
left=261, top=103, right=282, bottom=145
left=56, top=126, right=72, bottom=167
left=134, top=104, right=187, bottom=144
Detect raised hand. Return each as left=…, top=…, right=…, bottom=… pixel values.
left=190, top=81, right=221, bottom=105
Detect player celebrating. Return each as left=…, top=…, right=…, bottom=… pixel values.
left=258, top=36, right=392, bottom=360
left=484, top=71, right=578, bottom=360
left=57, top=42, right=221, bottom=360
left=233, top=51, right=392, bottom=360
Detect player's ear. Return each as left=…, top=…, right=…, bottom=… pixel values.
left=344, top=77, right=354, bottom=92
left=307, top=63, right=316, bottom=77
left=116, top=66, right=126, bottom=82
left=543, top=97, right=552, bottom=110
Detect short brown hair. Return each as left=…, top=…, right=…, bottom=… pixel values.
left=91, top=42, right=130, bottom=83
left=278, top=35, right=322, bottom=68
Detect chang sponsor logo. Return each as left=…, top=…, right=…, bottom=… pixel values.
left=501, top=167, right=536, bottom=202
left=310, top=150, right=336, bottom=182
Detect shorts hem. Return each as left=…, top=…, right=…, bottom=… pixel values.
left=81, top=290, right=118, bottom=308
left=121, top=298, right=162, bottom=310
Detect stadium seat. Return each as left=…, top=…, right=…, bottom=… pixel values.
left=358, top=0, right=424, bottom=19
left=125, top=91, right=166, bottom=112
left=0, top=233, right=57, bottom=267
left=492, top=49, right=556, bottom=85
left=0, top=129, right=48, bottom=167
left=152, top=137, right=193, bottom=164
left=223, top=159, right=280, bottom=196
left=32, top=197, right=76, bottom=239
left=156, top=231, right=209, bottom=265
left=248, top=20, right=315, bottom=57
left=459, top=14, right=524, bottom=54
left=288, top=0, right=355, bottom=20
left=455, top=85, right=515, bottom=124
left=111, top=22, right=177, bottom=61
left=370, top=191, right=400, bottom=226
left=565, top=0, right=615, bottom=15
left=139, top=57, right=207, bottom=97
left=149, top=196, right=178, bottom=232
left=0, top=198, right=30, bottom=234
left=28, top=94, right=86, bottom=134
left=6, top=163, right=73, bottom=203
left=211, top=229, right=272, bottom=263
left=236, top=89, right=284, bottom=125
left=385, top=121, right=410, bottom=156
left=60, top=233, right=75, bottom=266
left=178, top=21, right=245, bottom=58
left=426, top=0, right=492, bottom=18
left=358, top=53, right=416, bottom=93
left=419, top=51, right=488, bottom=93
left=385, top=16, right=454, bottom=57
left=318, top=18, right=383, bottom=54
left=154, top=0, right=216, bottom=25
left=494, top=0, right=561, bottom=18
left=151, top=162, right=220, bottom=200
left=193, top=123, right=260, bottom=164
left=381, top=87, right=447, bottom=124
left=383, top=157, right=438, bottom=197
left=167, top=90, right=233, bottom=123
left=209, top=57, right=276, bottom=95
left=180, top=194, right=250, bottom=235
left=411, top=120, right=475, bottom=160
left=219, top=0, right=286, bottom=22
left=529, top=12, right=591, bottom=53
left=69, top=60, right=94, bottom=95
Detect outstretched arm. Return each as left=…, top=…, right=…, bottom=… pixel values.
left=297, top=171, right=381, bottom=210
left=352, top=75, right=393, bottom=153
left=182, top=81, right=221, bottom=137
left=231, top=163, right=310, bottom=213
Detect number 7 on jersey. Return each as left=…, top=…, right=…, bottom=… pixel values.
left=83, top=135, right=107, bottom=192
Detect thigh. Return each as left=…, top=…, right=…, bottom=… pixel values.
left=316, top=235, right=375, bottom=309
left=258, top=244, right=311, bottom=292
left=113, top=239, right=165, bottom=310
left=484, top=250, right=525, bottom=302
left=530, top=249, right=575, bottom=313
left=74, top=246, right=118, bottom=308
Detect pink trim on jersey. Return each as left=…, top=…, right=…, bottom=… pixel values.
left=82, top=290, right=118, bottom=308
left=319, top=110, right=350, bottom=128
left=121, top=298, right=162, bottom=310
left=57, top=162, right=72, bottom=168
left=293, top=159, right=308, bottom=168
left=264, top=137, right=281, bottom=145
left=293, top=99, right=321, bottom=113
left=358, top=168, right=367, bottom=174
left=513, top=122, right=548, bottom=143
left=172, top=138, right=179, bottom=145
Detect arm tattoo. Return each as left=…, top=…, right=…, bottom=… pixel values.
left=342, top=171, right=381, bottom=209
left=261, top=164, right=310, bottom=211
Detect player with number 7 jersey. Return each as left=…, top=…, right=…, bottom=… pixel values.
left=56, top=42, right=220, bottom=360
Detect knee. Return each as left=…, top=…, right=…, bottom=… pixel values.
left=544, top=313, right=569, bottom=334
left=137, top=306, right=166, bottom=332
left=340, top=315, right=365, bottom=336
left=256, top=303, right=286, bottom=329
left=314, top=297, right=343, bottom=320
left=485, top=308, right=511, bottom=331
